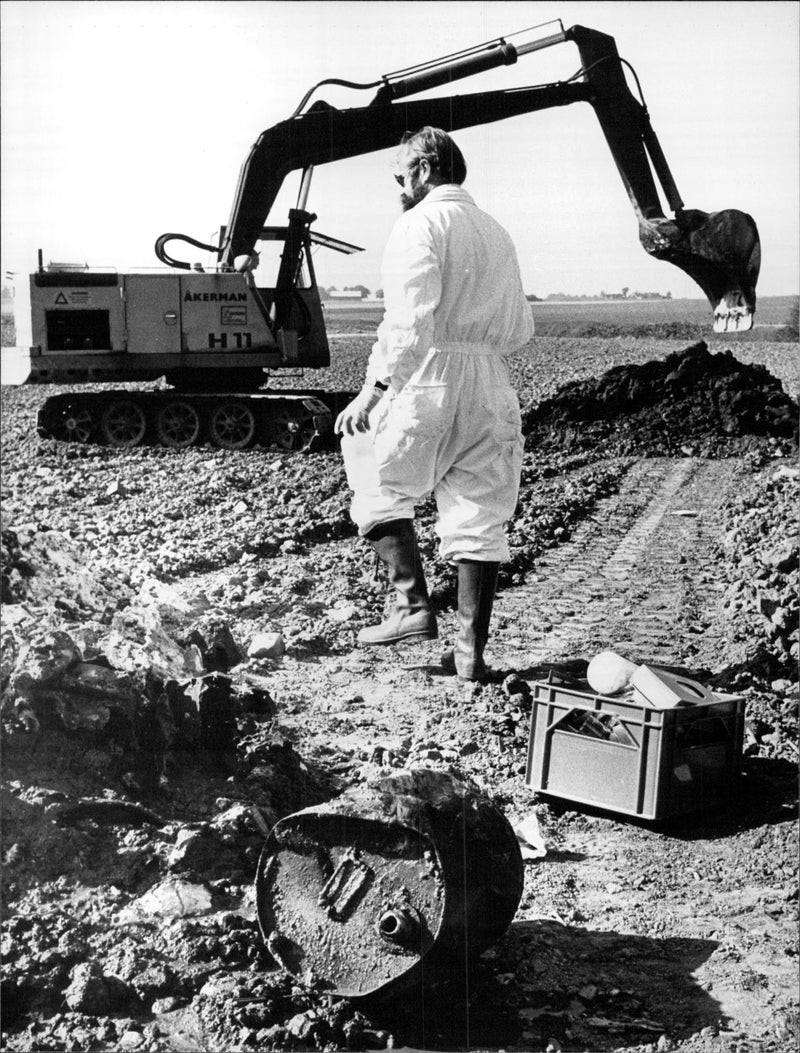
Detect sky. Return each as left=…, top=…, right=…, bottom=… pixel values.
left=2, top=0, right=798, bottom=301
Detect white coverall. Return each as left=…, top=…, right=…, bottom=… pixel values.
left=342, top=184, right=535, bottom=563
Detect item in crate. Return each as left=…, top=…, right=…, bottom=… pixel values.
left=562, top=708, right=636, bottom=746
left=630, top=665, right=717, bottom=709
left=586, top=650, right=639, bottom=695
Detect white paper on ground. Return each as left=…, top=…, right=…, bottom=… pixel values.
left=513, top=812, right=547, bottom=860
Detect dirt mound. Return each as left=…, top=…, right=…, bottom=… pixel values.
left=523, top=342, right=798, bottom=457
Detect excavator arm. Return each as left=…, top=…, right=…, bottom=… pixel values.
left=162, top=22, right=760, bottom=333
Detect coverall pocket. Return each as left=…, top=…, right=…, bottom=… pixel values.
left=489, top=386, right=522, bottom=447
left=487, top=385, right=524, bottom=493
left=373, top=384, right=448, bottom=494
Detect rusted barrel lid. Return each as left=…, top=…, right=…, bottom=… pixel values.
left=255, top=768, right=523, bottom=1001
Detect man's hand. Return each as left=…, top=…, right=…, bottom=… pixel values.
left=335, top=384, right=385, bottom=436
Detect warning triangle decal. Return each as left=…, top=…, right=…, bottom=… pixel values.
left=55, top=292, right=68, bottom=304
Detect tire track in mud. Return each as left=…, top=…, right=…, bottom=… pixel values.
left=494, top=457, right=740, bottom=672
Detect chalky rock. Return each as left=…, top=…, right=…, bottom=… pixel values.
left=118, top=879, right=213, bottom=921
left=248, top=632, right=285, bottom=659
left=64, top=962, right=113, bottom=1015
left=255, top=768, right=523, bottom=1002
left=11, top=631, right=82, bottom=696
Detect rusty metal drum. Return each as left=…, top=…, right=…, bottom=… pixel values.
left=255, top=768, right=523, bottom=1001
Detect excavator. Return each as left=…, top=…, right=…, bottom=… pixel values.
left=18, top=20, right=760, bottom=451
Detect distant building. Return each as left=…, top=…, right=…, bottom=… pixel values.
left=326, top=290, right=365, bottom=302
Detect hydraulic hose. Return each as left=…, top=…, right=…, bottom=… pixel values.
left=154, top=232, right=221, bottom=270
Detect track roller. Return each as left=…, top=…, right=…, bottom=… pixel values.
left=208, top=399, right=257, bottom=449
left=101, top=399, right=147, bottom=448
left=272, top=403, right=318, bottom=452
left=155, top=400, right=201, bottom=448
left=47, top=401, right=95, bottom=443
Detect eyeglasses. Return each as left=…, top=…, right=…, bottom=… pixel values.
left=393, top=157, right=424, bottom=186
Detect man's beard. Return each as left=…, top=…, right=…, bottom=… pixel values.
left=400, top=182, right=430, bottom=212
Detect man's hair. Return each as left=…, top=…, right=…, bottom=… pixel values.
left=401, top=127, right=467, bottom=185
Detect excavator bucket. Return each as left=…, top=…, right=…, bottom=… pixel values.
left=639, top=208, right=761, bottom=333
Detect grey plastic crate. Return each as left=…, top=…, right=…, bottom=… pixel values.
left=525, top=679, right=745, bottom=821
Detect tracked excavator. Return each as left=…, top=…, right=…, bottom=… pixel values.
left=19, top=20, right=760, bottom=451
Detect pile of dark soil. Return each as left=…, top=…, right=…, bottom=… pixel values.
left=523, top=341, right=798, bottom=457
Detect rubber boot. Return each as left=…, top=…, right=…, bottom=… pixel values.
left=441, top=560, right=500, bottom=682
left=357, top=520, right=438, bottom=646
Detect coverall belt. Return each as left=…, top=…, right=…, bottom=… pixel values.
left=434, top=342, right=505, bottom=355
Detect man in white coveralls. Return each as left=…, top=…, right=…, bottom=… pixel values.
left=335, top=127, right=534, bottom=682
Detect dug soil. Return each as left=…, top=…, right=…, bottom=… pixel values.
left=1, top=337, right=798, bottom=1053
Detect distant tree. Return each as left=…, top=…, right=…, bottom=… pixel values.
left=621, top=286, right=629, bottom=298
left=782, top=297, right=799, bottom=339
left=376, top=289, right=384, bottom=299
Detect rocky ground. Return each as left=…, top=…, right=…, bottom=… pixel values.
left=1, top=335, right=798, bottom=1053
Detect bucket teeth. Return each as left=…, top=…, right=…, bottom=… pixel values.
left=713, top=302, right=753, bottom=334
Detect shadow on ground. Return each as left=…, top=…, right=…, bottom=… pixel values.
left=358, top=921, right=721, bottom=1052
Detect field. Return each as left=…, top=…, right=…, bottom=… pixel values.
left=2, top=296, right=798, bottom=353
left=1, top=314, right=798, bottom=1051
left=321, top=296, right=798, bottom=341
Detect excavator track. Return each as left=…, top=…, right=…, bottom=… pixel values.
left=36, top=389, right=352, bottom=453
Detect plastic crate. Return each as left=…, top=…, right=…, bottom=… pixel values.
left=525, top=679, right=745, bottom=821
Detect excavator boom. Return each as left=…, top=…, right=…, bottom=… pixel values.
left=211, top=22, right=759, bottom=331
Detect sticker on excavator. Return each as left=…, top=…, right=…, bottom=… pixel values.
left=221, top=306, right=247, bottom=325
